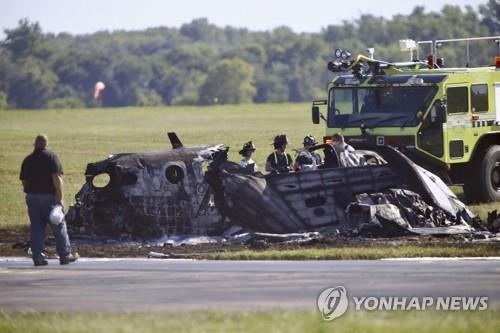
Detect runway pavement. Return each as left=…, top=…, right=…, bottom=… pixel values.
left=0, top=257, right=499, bottom=312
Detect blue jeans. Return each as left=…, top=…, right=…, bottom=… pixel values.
left=25, top=193, right=71, bottom=263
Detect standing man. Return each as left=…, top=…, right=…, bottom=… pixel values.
left=20, top=134, right=77, bottom=266
left=265, top=134, right=293, bottom=174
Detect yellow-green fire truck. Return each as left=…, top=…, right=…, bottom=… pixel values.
left=312, top=37, right=500, bottom=202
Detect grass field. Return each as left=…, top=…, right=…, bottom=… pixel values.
left=0, top=104, right=497, bottom=230
left=204, top=245, right=500, bottom=260
left=0, top=310, right=498, bottom=333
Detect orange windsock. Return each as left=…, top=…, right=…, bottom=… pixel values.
left=94, top=81, right=106, bottom=100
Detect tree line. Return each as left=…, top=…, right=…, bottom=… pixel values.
left=0, top=0, right=498, bottom=109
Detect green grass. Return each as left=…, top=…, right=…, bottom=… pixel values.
left=204, top=245, right=500, bottom=260
left=0, top=104, right=495, bottom=229
left=0, top=310, right=498, bottom=333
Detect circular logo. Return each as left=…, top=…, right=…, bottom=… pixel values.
left=317, top=286, right=349, bottom=321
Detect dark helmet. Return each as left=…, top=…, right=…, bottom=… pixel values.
left=303, top=135, right=317, bottom=147
left=273, top=134, right=289, bottom=149
left=239, top=141, right=256, bottom=155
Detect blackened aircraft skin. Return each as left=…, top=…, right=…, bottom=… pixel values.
left=67, top=133, right=227, bottom=239
left=205, top=145, right=474, bottom=235
left=67, top=133, right=475, bottom=240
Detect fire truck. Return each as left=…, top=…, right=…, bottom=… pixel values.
left=312, top=36, right=500, bottom=202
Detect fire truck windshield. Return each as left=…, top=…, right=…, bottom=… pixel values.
left=328, top=86, right=438, bottom=128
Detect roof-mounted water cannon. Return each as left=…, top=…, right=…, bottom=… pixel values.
left=328, top=45, right=431, bottom=79
left=330, top=48, right=383, bottom=78
left=327, top=48, right=353, bottom=73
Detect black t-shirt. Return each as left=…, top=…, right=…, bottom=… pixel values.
left=20, top=148, right=63, bottom=194
left=266, top=151, right=293, bottom=173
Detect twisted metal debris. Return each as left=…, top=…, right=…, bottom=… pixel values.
left=67, top=133, right=479, bottom=240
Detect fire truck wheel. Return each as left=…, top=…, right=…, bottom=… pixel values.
left=479, top=145, right=500, bottom=203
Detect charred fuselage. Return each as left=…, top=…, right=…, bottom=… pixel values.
left=67, top=135, right=226, bottom=239
left=67, top=134, right=475, bottom=240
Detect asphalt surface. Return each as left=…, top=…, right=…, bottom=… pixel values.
left=0, top=257, right=499, bottom=312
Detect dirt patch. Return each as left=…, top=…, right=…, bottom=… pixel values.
left=2, top=226, right=500, bottom=259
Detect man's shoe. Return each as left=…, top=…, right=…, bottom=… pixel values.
left=34, top=259, right=48, bottom=266
left=60, top=253, right=79, bottom=265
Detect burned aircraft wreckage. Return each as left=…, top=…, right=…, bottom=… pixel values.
left=67, top=132, right=482, bottom=240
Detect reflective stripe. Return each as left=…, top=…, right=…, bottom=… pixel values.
left=273, top=152, right=290, bottom=167
left=472, top=120, right=499, bottom=127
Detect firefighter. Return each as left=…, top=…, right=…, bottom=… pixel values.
left=294, top=135, right=322, bottom=171
left=239, top=141, right=258, bottom=172
left=265, top=134, right=293, bottom=174
left=304, top=135, right=322, bottom=166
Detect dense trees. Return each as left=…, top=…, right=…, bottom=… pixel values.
left=480, top=0, right=500, bottom=34
left=3, top=19, right=43, bottom=59
left=199, top=59, right=256, bottom=104
left=0, top=4, right=498, bottom=109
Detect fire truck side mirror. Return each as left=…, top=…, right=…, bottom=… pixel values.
left=312, top=106, right=320, bottom=124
